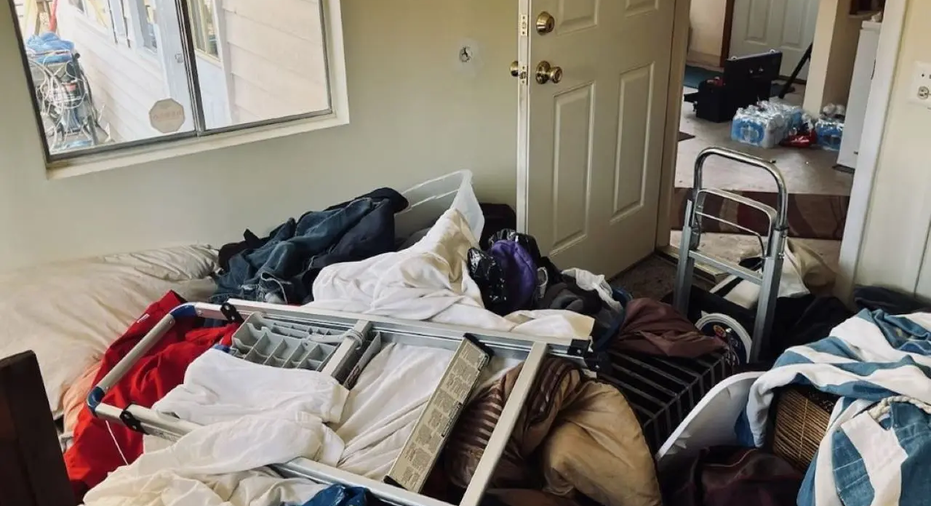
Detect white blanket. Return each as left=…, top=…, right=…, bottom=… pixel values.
left=153, top=343, right=508, bottom=482
left=333, top=343, right=453, bottom=479
left=154, top=349, right=348, bottom=432
left=84, top=414, right=332, bottom=506
left=305, top=209, right=594, bottom=340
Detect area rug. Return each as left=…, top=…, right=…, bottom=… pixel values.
left=670, top=188, right=849, bottom=240
left=610, top=254, right=712, bottom=300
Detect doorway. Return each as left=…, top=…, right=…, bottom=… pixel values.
left=728, top=0, right=820, bottom=79
left=516, top=0, right=677, bottom=278
left=665, top=0, right=888, bottom=295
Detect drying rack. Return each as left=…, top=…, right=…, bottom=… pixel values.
left=87, top=299, right=592, bottom=506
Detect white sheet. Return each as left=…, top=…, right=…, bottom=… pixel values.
left=153, top=350, right=347, bottom=454
left=83, top=414, right=331, bottom=506
left=151, top=342, right=516, bottom=482
left=562, top=268, right=622, bottom=312
left=306, top=209, right=594, bottom=340
left=333, top=343, right=453, bottom=479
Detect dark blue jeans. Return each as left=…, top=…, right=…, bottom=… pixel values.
left=211, top=188, right=406, bottom=305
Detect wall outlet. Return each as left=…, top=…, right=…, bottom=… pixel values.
left=909, top=61, right=931, bottom=108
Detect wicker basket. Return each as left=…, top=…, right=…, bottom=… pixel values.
left=769, top=386, right=838, bottom=471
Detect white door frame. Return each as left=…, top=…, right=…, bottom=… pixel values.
left=834, top=0, right=907, bottom=300
left=655, top=0, right=692, bottom=251
left=655, top=0, right=908, bottom=303
left=517, top=0, right=904, bottom=299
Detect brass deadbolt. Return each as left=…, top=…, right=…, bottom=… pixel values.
left=536, top=12, right=555, bottom=35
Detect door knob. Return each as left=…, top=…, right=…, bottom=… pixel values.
left=536, top=12, right=555, bottom=34
left=535, top=61, right=563, bottom=84
left=510, top=60, right=528, bottom=81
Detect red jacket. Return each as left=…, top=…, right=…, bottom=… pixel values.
left=64, top=291, right=238, bottom=501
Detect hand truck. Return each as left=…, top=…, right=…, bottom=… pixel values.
left=673, top=147, right=789, bottom=364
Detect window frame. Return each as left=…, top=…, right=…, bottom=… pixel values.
left=83, top=0, right=113, bottom=30
left=188, top=0, right=219, bottom=61
left=67, top=0, right=113, bottom=36
left=11, top=0, right=348, bottom=178
left=107, top=0, right=129, bottom=43
left=124, top=0, right=158, bottom=53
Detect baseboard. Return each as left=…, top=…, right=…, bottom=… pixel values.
left=686, top=51, right=722, bottom=69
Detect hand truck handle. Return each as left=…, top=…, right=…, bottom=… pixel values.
left=86, top=303, right=199, bottom=415
left=692, top=147, right=789, bottom=230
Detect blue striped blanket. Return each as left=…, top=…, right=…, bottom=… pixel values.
left=740, top=310, right=931, bottom=506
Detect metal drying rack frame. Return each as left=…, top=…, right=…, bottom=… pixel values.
left=87, top=299, right=592, bottom=506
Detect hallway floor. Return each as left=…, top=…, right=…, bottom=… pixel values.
left=671, top=85, right=854, bottom=279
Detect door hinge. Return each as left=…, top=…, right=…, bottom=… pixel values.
left=520, top=14, right=529, bottom=37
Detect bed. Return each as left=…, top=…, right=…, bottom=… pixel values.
left=0, top=244, right=219, bottom=434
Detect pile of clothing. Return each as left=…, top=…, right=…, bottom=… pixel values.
left=69, top=293, right=464, bottom=505
left=739, top=309, right=931, bottom=506
left=304, top=209, right=594, bottom=339
left=67, top=292, right=663, bottom=506
left=660, top=446, right=803, bottom=506
left=437, top=357, right=662, bottom=506
left=654, top=285, right=931, bottom=506
left=212, top=189, right=408, bottom=305
left=65, top=292, right=241, bottom=500
left=66, top=186, right=691, bottom=506
left=466, top=229, right=624, bottom=339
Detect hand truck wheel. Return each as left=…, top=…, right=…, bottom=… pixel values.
left=696, top=313, right=752, bottom=365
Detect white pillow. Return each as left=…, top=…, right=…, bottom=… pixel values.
left=0, top=245, right=219, bottom=415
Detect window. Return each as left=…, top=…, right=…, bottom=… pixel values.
left=67, top=0, right=85, bottom=14
left=138, top=0, right=157, bottom=50
left=189, top=0, right=218, bottom=58
left=12, top=0, right=339, bottom=165
left=84, top=0, right=113, bottom=29
left=68, top=0, right=111, bottom=29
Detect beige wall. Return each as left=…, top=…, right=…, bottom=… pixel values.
left=803, top=0, right=867, bottom=113
left=0, top=0, right=517, bottom=272
left=855, top=0, right=931, bottom=296
left=688, top=0, right=727, bottom=66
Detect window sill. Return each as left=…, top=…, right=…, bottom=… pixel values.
left=46, top=110, right=350, bottom=180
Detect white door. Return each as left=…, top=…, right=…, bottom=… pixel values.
left=194, top=57, right=231, bottom=129
left=729, top=0, right=819, bottom=79
left=191, top=0, right=231, bottom=129
left=516, top=0, right=676, bottom=276
left=154, top=0, right=194, bottom=131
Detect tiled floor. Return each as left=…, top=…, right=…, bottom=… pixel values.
left=671, top=85, right=854, bottom=276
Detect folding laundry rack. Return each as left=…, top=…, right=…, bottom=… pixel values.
left=87, top=299, right=593, bottom=506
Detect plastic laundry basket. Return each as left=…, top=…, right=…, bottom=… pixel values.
left=395, top=170, right=484, bottom=242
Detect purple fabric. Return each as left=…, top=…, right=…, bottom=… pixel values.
left=489, top=241, right=537, bottom=313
